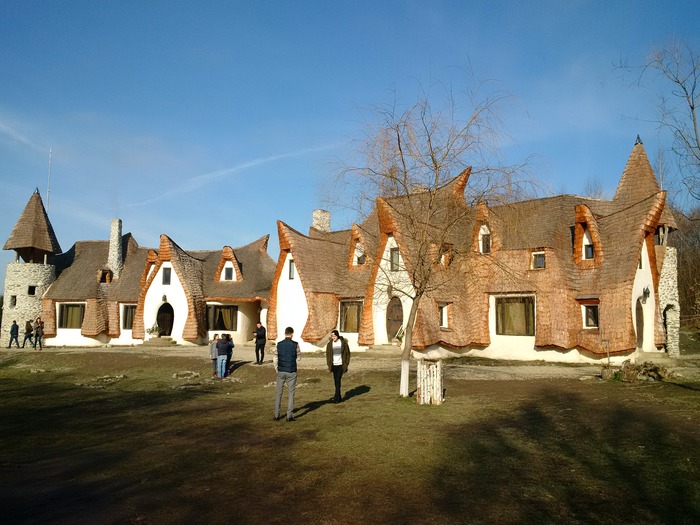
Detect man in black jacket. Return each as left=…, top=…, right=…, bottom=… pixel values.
left=253, top=322, right=266, bottom=364
left=272, top=327, right=300, bottom=421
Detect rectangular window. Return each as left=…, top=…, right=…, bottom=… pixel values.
left=28, top=285, right=36, bottom=296
left=224, top=267, right=233, bottom=281
left=390, top=248, right=400, bottom=271
left=584, top=305, right=599, bottom=328
left=531, top=252, right=546, bottom=270
left=206, top=305, right=238, bottom=331
left=481, top=234, right=491, bottom=254
left=438, top=303, right=450, bottom=328
left=496, top=296, right=535, bottom=336
left=10, top=295, right=17, bottom=307
left=288, top=259, right=295, bottom=279
left=356, top=254, right=366, bottom=265
left=58, top=304, right=85, bottom=329
left=162, top=267, right=171, bottom=285
left=122, top=305, right=136, bottom=330
left=340, top=301, right=363, bottom=332
left=584, top=244, right=594, bottom=259
left=638, top=257, right=643, bottom=269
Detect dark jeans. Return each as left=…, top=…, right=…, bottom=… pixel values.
left=33, top=334, right=42, bottom=350
left=332, top=365, right=344, bottom=401
left=225, top=349, right=232, bottom=376
left=255, top=343, right=265, bottom=364
left=8, top=335, right=19, bottom=348
left=22, top=334, right=33, bottom=347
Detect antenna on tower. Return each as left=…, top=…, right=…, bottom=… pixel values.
left=47, top=148, right=52, bottom=211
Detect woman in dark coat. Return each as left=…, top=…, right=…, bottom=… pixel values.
left=325, top=330, right=350, bottom=403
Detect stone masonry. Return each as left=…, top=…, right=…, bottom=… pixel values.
left=1, top=261, right=56, bottom=347
left=657, top=246, right=680, bottom=357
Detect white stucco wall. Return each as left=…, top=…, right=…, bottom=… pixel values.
left=631, top=241, right=656, bottom=352
left=49, top=302, right=106, bottom=347
left=275, top=252, right=312, bottom=349
left=372, top=236, right=414, bottom=346
left=206, top=301, right=259, bottom=345
left=143, top=262, right=189, bottom=344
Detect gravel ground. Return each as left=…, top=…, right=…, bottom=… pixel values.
left=15, top=343, right=700, bottom=381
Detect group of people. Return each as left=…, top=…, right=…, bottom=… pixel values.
left=209, top=333, right=235, bottom=378
left=206, top=322, right=352, bottom=422
left=7, top=317, right=44, bottom=350
left=272, top=327, right=350, bottom=422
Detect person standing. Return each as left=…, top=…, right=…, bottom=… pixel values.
left=33, top=317, right=44, bottom=351
left=326, top=330, right=350, bottom=403
left=253, top=322, right=267, bottom=364
left=209, top=334, right=220, bottom=377
left=215, top=335, right=229, bottom=379
left=273, top=326, right=301, bottom=421
left=8, top=320, right=20, bottom=348
left=225, top=334, right=234, bottom=376
left=22, top=320, right=33, bottom=348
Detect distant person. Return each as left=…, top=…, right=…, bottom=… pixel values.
left=216, top=335, right=229, bottom=379
left=253, top=322, right=267, bottom=364
left=273, top=326, right=301, bottom=421
left=209, top=334, right=220, bottom=377
left=225, top=334, right=234, bottom=376
left=22, top=320, right=33, bottom=347
left=33, top=317, right=44, bottom=351
left=326, top=330, right=350, bottom=403
left=8, top=320, right=20, bottom=348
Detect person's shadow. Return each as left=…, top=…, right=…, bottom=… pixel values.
left=294, top=385, right=371, bottom=418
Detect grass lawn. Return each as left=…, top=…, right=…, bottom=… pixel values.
left=1, top=350, right=699, bottom=524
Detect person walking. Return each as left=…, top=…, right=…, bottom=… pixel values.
left=33, top=317, right=44, bottom=351
left=273, top=326, right=301, bottom=421
left=8, top=320, right=20, bottom=348
left=215, top=335, right=229, bottom=379
left=253, top=322, right=266, bottom=364
left=22, top=320, right=34, bottom=348
left=225, top=334, right=234, bottom=376
left=209, top=334, right=219, bottom=377
left=326, top=330, right=350, bottom=403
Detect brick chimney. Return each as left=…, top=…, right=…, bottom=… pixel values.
left=107, top=218, right=123, bottom=278
left=312, top=209, right=331, bottom=233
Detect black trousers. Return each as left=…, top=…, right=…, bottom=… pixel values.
left=255, top=343, right=265, bottom=363
left=332, top=365, right=344, bottom=400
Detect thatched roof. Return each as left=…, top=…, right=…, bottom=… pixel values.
left=3, top=189, right=61, bottom=260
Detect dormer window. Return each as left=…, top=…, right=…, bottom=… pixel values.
left=531, top=252, right=546, bottom=270
left=224, top=267, right=233, bottom=281
left=479, top=225, right=491, bottom=254
left=289, top=259, right=295, bottom=279
left=582, top=225, right=594, bottom=260
left=353, top=243, right=366, bottom=266
left=162, top=267, right=171, bottom=285
left=390, top=248, right=400, bottom=271
left=99, top=270, right=112, bottom=283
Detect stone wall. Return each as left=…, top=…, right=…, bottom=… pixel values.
left=1, top=262, right=56, bottom=346
left=657, top=246, right=680, bottom=357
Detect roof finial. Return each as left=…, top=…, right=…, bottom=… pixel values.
left=635, top=134, right=643, bottom=145
left=34, top=187, right=40, bottom=194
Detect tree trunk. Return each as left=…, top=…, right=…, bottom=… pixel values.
left=399, top=293, right=422, bottom=397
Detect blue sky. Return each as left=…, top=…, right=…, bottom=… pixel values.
left=1, top=1, right=699, bottom=286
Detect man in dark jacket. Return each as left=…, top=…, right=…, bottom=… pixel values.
left=253, top=322, right=266, bottom=365
left=216, top=335, right=230, bottom=379
left=8, top=320, right=20, bottom=348
left=272, top=326, right=301, bottom=421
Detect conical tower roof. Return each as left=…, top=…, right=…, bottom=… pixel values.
left=3, top=189, right=62, bottom=261
left=613, top=137, right=676, bottom=229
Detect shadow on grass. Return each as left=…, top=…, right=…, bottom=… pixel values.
left=426, top=387, right=700, bottom=524
left=344, top=384, right=370, bottom=400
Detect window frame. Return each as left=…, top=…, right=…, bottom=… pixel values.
left=58, top=303, right=86, bottom=329
left=438, top=303, right=451, bottom=328
left=531, top=251, right=546, bottom=270
left=583, top=304, right=599, bottom=328
left=390, top=247, right=400, bottom=271
left=584, top=244, right=595, bottom=260
left=206, top=305, right=239, bottom=331
left=224, top=267, right=234, bottom=281
left=339, top=300, right=363, bottom=333
left=122, top=304, right=137, bottom=330
left=162, top=267, right=171, bottom=285
left=495, top=296, right=536, bottom=336
left=288, top=259, right=295, bottom=279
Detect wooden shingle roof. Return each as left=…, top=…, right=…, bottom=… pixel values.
left=3, top=189, right=61, bottom=259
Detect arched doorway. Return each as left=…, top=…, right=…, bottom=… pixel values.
left=635, top=298, right=644, bottom=350
left=386, top=296, right=403, bottom=342
left=157, top=303, right=174, bottom=336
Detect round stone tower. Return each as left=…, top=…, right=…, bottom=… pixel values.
left=1, top=189, right=61, bottom=346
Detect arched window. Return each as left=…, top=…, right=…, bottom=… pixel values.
left=479, top=225, right=491, bottom=254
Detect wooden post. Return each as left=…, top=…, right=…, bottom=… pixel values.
left=417, top=359, right=443, bottom=405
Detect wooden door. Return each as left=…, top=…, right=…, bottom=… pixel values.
left=386, top=297, right=403, bottom=342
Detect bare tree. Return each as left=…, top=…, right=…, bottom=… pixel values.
left=339, top=80, right=534, bottom=396
left=624, top=40, right=700, bottom=202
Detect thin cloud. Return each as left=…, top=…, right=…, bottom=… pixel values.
left=0, top=120, right=46, bottom=152
left=118, top=142, right=341, bottom=209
